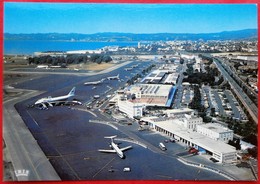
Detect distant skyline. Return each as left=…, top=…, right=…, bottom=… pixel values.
left=4, top=3, right=257, bottom=34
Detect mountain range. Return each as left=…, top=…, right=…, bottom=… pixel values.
left=4, top=29, right=257, bottom=42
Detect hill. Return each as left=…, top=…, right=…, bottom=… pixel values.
left=4, top=29, right=257, bottom=41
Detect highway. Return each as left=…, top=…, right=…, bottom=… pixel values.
left=221, top=58, right=258, bottom=99
left=213, top=57, right=258, bottom=124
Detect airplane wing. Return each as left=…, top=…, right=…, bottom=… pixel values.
left=47, top=102, right=53, bottom=107
left=50, top=100, right=81, bottom=105
left=98, top=149, right=117, bottom=153
left=120, top=146, right=132, bottom=152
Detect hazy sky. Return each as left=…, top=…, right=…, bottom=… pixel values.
left=4, top=3, right=257, bottom=34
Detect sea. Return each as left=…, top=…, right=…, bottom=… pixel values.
left=4, top=40, right=139, bottom=55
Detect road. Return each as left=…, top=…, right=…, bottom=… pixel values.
left=212, top=57, right=258, bottom=124
left=221, top=58, right=258, bottom=99
left=172, top=62, right=186, bottom=108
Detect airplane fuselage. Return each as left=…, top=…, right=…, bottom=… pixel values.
left=111, top=142, right=125, bottom=159
left=84, top=81, right=102, bottom=85
left=84, top=79, right=105, bottom=85
left=107, top=74, right=119, bottom=80
left=98, top=135, right=132, bottom=159
left=35, top=87, right=76, bottom=105
left=35, top=94, right=71, bottom=105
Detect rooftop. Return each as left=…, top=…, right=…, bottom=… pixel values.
left=130, top=84, right=172, bottom=97
left=198, top=123, right=233, bottom=133
left=142, top=116, right=236, bottom=154
left=163, top=108, right=194, bottom=115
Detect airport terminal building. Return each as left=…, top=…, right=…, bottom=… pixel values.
left=117, top=84, right=176, bottom=118
left=141, top=109, right=237, bottom=164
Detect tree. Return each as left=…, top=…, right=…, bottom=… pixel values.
left=228, top=139, right=241, bottom=150
left=180, top=58, right=184, bottom=64
left=247, top=147, right=257, bottom=158
left=90, top=54, right=112, bottom=64
left=210, top=108, right=215, bottom=116
left=28, top=57, right=34, bottom=65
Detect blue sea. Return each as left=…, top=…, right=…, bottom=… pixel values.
left=4, top=40, right=139, bottom=55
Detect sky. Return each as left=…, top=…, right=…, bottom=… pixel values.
left=4, top=3, right=258, bottom=34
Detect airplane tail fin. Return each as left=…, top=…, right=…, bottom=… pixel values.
left=104, top=135, right=117, bottom=139
left=104, top=135, right=117, bottom=141
left=68, top=87, right=76, bottom=96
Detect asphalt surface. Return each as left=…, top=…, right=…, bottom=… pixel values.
left=3, top=88, right=61, bottom=181
left=224, top=90, right=241, bottom=119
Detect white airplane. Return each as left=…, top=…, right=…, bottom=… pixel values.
left=84, top=78, right=106, bottom=85
left=49, top=66, right=61, bottom=68
left=124, top=68, right=132, bottom=71
left=34, top=87, right=80, bottom=109
left=107, top=74, right=120, bottom=80
left=36, top=65, right=49, bottom=69
left=98, top=135, right=132, bottom=159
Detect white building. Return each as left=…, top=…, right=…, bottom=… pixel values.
left=141, top=111, right=237, bottom=163
left=197, top=123, right=234, bottom=143
left=163, top=108, right=195, bottom=117
left=116, top=84, right=176, bottom=117
left=163, top=73, right=179, bottom=85
left=118, top=99, right=143, bottom=118
left=180, top=54, right=196, bottom=60
left=66, top=49, right=102, bottom=54
left=142, top=70, right=166, bottom=83
left=127, top=84, right=175, bottom=107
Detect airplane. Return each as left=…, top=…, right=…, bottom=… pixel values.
left=34, top=87, right=81, bottom=109
left=107, top=74, right=120, bottom=80
left=98, top=135, right=132, bottom=159
left=36, top=65, right=62, bottom=69
left=74, top=68, right=80, bottom=71
left=36, top=65, right=49, bottom=69
left=84, top=78, right=106, bottom=85
left=124, top=68, right=132, bottom=71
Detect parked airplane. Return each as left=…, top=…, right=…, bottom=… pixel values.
left=107, top=74, right=120, bottom=80
left=124, top=68, right=132, bottom=71
left=84, top=78, right=106, bottom=85
left=34, top=87, right=81, bottom=109
left=36, top=65, right=62, bottom=69
left=36, top=65, right=49, bottom=69
left=98, top=135, right=132, bottom=159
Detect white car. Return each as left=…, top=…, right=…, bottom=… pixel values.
left=123, top=167, right=131, bottom=172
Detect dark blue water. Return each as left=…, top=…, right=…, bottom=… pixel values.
left=4, top=40, right=138, bottom=55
